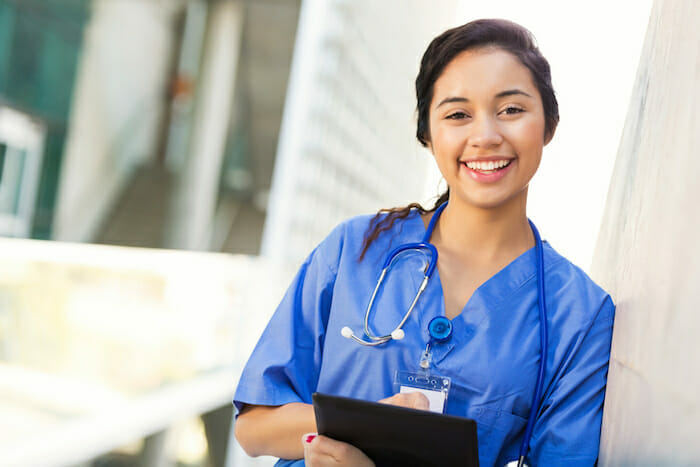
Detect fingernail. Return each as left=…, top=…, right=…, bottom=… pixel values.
left=304, top=434, right=316, bottom=444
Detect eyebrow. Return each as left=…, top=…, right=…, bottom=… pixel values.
left=435, top=89, right=533, bottom=109
left=496, top=89, right=533, bottom=99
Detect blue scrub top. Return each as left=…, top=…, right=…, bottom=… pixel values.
left=234, top=211, right=615, bottom=467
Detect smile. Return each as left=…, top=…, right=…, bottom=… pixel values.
left=463, top=159, right=512, bottom=174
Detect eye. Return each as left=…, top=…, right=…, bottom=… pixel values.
left=446, top=111, right=470, bottom=120
left=500, top=105, right=524, bottom=115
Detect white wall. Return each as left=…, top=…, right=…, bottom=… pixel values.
left=592, top=0, right=700, bottom=464
left=54, top=0, right=183, bottom=242
left=452, top=0, right=653, bottom=272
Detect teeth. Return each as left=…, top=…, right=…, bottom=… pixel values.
left=465, top=160, right=511, bottom=171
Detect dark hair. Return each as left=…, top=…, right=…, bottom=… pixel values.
left=359, top=19, right=559, bottom=261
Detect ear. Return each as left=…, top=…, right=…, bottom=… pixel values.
left=423, top=132, right=434, bottom=154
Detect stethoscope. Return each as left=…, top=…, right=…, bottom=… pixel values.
left=340, top=201, right=548, bottom=467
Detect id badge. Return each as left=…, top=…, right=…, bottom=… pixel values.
left=394, top=370, right=451, bottom=414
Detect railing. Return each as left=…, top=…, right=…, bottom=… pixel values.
left=0, top=237, right=293, bottom=466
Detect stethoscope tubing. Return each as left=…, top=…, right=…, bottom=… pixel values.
left=357, top=259, right=431, bottom=346
left=346, top=202, right=447, bottom=346
left=518, top=219, right=548, bottom=467
left=341, top=202, right=548, bottom=465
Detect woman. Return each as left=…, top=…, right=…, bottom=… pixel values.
left=234, top=19, right=614, bottom=467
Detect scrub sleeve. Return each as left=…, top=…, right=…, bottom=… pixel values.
left=233, top=223, right=342, bottom=414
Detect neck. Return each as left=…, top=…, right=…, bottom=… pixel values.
left=431, top=194, right=534, bottom=263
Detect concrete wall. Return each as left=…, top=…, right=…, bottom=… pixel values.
left=54, top=0, right=183, bottom=242
left=592, top=0, right=700, bottom=464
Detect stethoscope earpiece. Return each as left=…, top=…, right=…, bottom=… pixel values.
left=390, top=329, right=405, bottom=340
left=341, top=326, right=353, bottom=339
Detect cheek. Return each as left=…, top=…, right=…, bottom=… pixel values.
left=510, top=118, right=546, bottom=156
left=429, top=120, right=465, bottom=152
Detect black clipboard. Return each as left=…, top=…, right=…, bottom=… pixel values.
left=312, top=392, right=479, bottom=467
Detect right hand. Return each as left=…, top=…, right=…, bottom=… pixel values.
left=303, top=433, right=375, bottom=467
left=378, top=391, right=430, bottom=410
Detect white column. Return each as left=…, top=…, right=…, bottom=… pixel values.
left=55, top=0, right=181, bottom=242
left=259, top=0, right=330, bottom=262
left=167, top=0, right=244, bottom=251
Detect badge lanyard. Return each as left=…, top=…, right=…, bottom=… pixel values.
left=395, top=316, right=454, bottom=413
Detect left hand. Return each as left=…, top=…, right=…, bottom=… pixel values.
left=302, top=433, right=375, bottom=467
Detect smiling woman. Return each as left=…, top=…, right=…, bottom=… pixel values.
left=234, top=19, right=614, bottom=467
left=428, top=48, right=549, bottom=212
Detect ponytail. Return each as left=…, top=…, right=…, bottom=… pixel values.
left=358, top=190, right=449, bottom=261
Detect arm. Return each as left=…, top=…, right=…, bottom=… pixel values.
left=233, top=230, right=340, bottom=458
left=235, top=393, right=430, bottom=460
left=235, top=402, right=316, bottom=459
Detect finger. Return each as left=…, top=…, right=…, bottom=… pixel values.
left=313, top=435, right=354, bottom=460
left=304, top=434, right=349, bottom=466
left=312, top=435, right=375, bottom=466
left=378, top=393, right=408, bottom=405
left=379, top=391, right=430, bottom=410
left=302, top=432, right=318, bottom=462
left=407, top=391, right=430, bottom=410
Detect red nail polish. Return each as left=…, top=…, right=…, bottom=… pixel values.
left=305, top=434, right=317, bottom=443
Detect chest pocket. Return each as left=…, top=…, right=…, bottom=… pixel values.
left=467, top=405, right=528, bottom=467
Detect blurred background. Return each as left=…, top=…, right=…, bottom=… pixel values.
left=0, top=0, right=652, bottom=466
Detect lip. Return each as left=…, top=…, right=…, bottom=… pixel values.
left=460, top=158, right=515, bottom=183
left=460, top=155, right=515, bottom=163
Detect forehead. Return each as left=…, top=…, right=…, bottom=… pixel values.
left=432, top=48, right=539, bottom=102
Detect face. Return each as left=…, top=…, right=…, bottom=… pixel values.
left=427, top=47, right=552, bottom=212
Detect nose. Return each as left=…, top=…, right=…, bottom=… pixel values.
left=469, top=114, right=503, bottom=148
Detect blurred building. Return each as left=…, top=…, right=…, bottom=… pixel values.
left=0, top=0, right=302, bottom=256
left=0, top=0, right=90, bottom=239
left=0, top=0, right=457, bottom=269
left=52, top=0, right=303, bottom=257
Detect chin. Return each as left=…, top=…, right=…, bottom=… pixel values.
left=455, top=188, right=526, bottom=212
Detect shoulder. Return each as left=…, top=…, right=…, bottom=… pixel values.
left=337, top=209, right=421, bottom=235
left=320, top=213, right=378, bottom=253
left=542, top=243, right=615, bottom=324
left=314, top=211, right=418, bottom=272
left=335, top=213, right=383, bottom=239
left=315, top=209, right=423, bottom=273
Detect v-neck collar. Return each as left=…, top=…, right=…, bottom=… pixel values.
left=406, top=209, right=544, bottom=363
left=407, top=209, right=540, bottom=312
